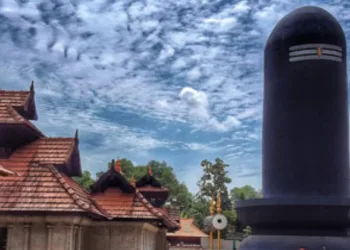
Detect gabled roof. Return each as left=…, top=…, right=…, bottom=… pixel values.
left=90, top=160, right=180, bottom=231
left=0, top=82, right=38, bottom=120
left=135, top=167, right=162, bottom=188
left=90, top=161, right=135, bottom=194
left=0, top=84, right=44, bottom=148
left=9, top=137, right=82, bottom=177
left=167, top=218, right=208, bottom=238
left=0, top=161, right=101, bottom=215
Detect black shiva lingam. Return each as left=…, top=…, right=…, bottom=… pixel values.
left=236, top=6, right=350, bottom=250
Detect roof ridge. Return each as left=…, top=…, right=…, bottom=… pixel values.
left=46, top=164, right=90, bottom=211
left=6, top=105, right=25, bottom=123
left=135, top=189, right=180, bottom=230
left=0, top=90, right=30, bottom=93
left=41, top=137, right=75, bottom=140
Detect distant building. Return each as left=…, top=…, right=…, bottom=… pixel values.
left=167, top=218, right=208, bottom=250
left=0, top=83, right=180, bottom=250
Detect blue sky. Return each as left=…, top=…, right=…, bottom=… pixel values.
left=1, top=0, right=350, bottom=193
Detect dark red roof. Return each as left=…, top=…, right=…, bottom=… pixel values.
left=0, top=86, right=43, bottom=149
left=90, top=167, right=180, bottom=231
left=10, top=138, right=76, bottom=164
left=167, top=218, right=208, bottom=238
left=0, top=161, right=101, bottom=214
left=92, top=188, right=160, bottom=219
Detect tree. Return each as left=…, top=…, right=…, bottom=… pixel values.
left=187, top=196, right=210, bottom=229
left=135, top=160, right=193, bottom=213
left=104, top=158, right=193, bottom=213
left=197, top=158, right=232, bottom=210
left=73, top=170, right=95, bottom=191
left=193, top=158, right=234, bottom=238
left=230, top=185, right=262, bottom=202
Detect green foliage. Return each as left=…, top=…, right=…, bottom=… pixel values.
left=74, top=156, right=262, bottom=240
left=73, top=170, right=95, bottom=191
left=134, top=160, right=193, bottom=213
left=103, top=159, right=193, bottom=212
left=187, top=197, right=210, bottom=229
left=191, top=158, right=235, bottom=238
left=197, top=158, right=232, bottom=210
left=243, top=226, right=252, bottom=237
left=231, top=185, right=262, bottom=202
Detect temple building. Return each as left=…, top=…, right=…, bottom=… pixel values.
left=167, top=218, right=208, bottom=250
left=0, top=83, right=180, bottom=250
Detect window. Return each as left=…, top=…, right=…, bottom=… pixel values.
left=0, top=228, right=7, bottom=250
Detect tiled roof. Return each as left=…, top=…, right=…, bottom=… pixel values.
left=0, top=161, right=100, bottom=214
left=10, top=138, right=76, bottom=165
left=0, top=165, right=16, bottom=176
left=0, top=90, right=42, bottom=136
left=167, top=218, right=208, bottom=238
left=91, top=187, right=180, bottom=230
left=0, top=90, right=31, bottom=108
left=91, top=188, right=159, bottom=219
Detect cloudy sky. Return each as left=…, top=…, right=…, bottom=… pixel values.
left=1, top=0, right=350, bottom=193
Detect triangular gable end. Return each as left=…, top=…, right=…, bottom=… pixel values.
left=90, top=167, right=135, bottom=194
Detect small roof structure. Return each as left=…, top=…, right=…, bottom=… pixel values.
left=90, top=159, right=179, bottom=230
left=135, top=166, right=169, bottom=203
left=167, top=218, right=208, bottom=238
left=0, top=83, right=43, bottom=148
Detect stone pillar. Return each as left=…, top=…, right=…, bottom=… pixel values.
left=23, top=224, right=31, bottom=250
left=46, top=224, right=53, bottom=250
left=65, top=225, right=74, bottom=250
left=108, top=227, right=112, bottom=250
left=6, top=224, right=13, bottom=250
left=74, top=226, right=83, bottom=250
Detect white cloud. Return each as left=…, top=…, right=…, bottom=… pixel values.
left=231, top=1, right=251, bottom=14
left=179, top=87, right=241, bottom=132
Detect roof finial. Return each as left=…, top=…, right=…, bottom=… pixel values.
left=75, top=129, right=79, bottom=141
left=110, top=159, right=115, bottom=169
left=115, top=157, right=122, bottom=173
left=148, top=166, right=152, bottom=176
left=30, top=81, right=34, bottom=92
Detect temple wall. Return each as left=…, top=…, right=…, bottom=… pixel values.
left=0, top=216, right=168, bottom=250
left=5, top=223, right=76, bottom=250
left=82, top=224, right=143, bottom=250
left=81, top=222, right=167, bottom=250
left=29, top=223, right=48, bottom=250
left=143, top=227, right=156, bottom=250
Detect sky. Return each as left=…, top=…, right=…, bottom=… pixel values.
left=1, top=0, right=350, bottom=194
